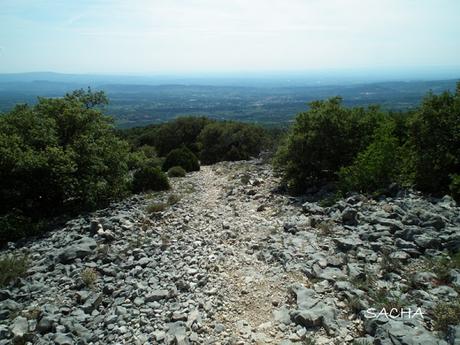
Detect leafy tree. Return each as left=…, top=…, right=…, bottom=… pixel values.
left=405, top=83, right=460, bottom=195
left=65, top=87, right=108, bottom=109
left=274, top=98, right=382, bottom=194
left=0, top=90, right=130, bottom=243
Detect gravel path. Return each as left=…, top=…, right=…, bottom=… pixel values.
left=1, top=159, right=459, bottom=344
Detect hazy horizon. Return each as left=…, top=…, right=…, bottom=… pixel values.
left=1, top=0, right=460, bottom=74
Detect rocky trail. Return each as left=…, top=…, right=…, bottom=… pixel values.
left=1, top=160, right=460, bottom=345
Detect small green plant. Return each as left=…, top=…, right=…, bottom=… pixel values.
left=97, top=244, right=110, bottom=257
left=127, top=236, right=148, bottom=250
left=139, top=218, right=153, bottom=231
left=146, top=202, right=168, bottom=214
left=240, top=174, right=250, bottom=185
left=302, top=338, right=317, bottom=345
left=24, top=307, right=42, bottom=320
left=160, top=234, right=171, bottom=250
left=351, top=269, right=378, bottom=291
left=182, top=183, right=196, bottom=194
left=316, top=220, right=335, bottom=236
left=421, top=253, right=460, bottom=284
left=81, top=267, right=97, bottom=288
left=369, top=288, right=405, bottom=315
left=167, top=194, right=181, bottom=205
left=353, top=340, right=373, bottom=345
left=345, top=296, right=363, bottom=315
left=0, top=254, right=28, bottom=287
left=318, top=194, right=341, bottom=207
left=380, top=251, right=402, bottom=274
left=168, top=166, right=186, bottom=177
left=431, top=300, right=460, bottom=332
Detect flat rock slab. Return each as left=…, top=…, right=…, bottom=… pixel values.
left=56, top=237, right=97, bottom=263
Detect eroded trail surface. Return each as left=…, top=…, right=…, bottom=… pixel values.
left=1, top=160, right=460, bottom=345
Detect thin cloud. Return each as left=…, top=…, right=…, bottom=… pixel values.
left=1, top=0, right=459, bottom=73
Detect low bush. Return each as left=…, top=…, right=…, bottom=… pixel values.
left=127, top=145, right=163, bottom=171
left=132, top=166, right=170, bottom=193
left=450, top=174, right=460, bottom=201
left=0, top=211, right=46, bottom=246
left=432, top=300, right=460, bottom=332
left=146, top=202, right=168, bottom=214
left=162, top=147, right=200, bottom=172
left=81, top=267, right=97, bottom=288
left=167, top=194, right=181, bottom=205
left=0, top=254, right=29, bottom=287
left=168, top=166, right=186, bottom=177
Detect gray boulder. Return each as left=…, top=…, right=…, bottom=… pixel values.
left=54, top=333, right=75, bottom=345
left=342, top=207, right=358, bottom=226
left=37, top=315, right=55, bottom=334
left=56, top=237, right=97, bottom=263
left=291, top=302, right=337, bottom=335
left=447, top=325, right=460, bottom=345
left=334, top=237, right=362, bottom=252
left=145, top=289, right=169, bottom=302
left=10, top=316, right=28, bottom=341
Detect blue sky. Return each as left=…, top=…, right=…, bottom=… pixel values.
left=0, top=0, right=459, bottom=74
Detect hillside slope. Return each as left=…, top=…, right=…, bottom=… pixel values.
left=1, top=160, right=460, bottom=344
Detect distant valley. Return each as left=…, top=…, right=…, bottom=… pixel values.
left=0, top=73, right=458, bottom=127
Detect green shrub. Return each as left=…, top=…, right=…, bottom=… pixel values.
left=406, top=84, right=460, bottom=196
left=127, top=145, right=162, bottom=171
left=274, top=98, right=383, bottom=194
left=0, top=89, right=131, bottom=242
left=198, top=122, right=267, bottom=164
left=450, top=174, right=460, bottom=201
left=338, top=119, right=403, bottom=194
left=168, top=166, right=186, bottom=177
left=81, top=267, right=97, bottom=288
left=0, top=211, right=46, bottom=246
left=132, top=166, right=170, bottom=193
left=167, top=194, right=181, bottom=205
left=0, top=254, right=28, bottom=287
left=146, top=202, right=168, bottom=214
left=432, top=300, right=460, bottom=332
left=162, top=147, right=200, bottom=172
